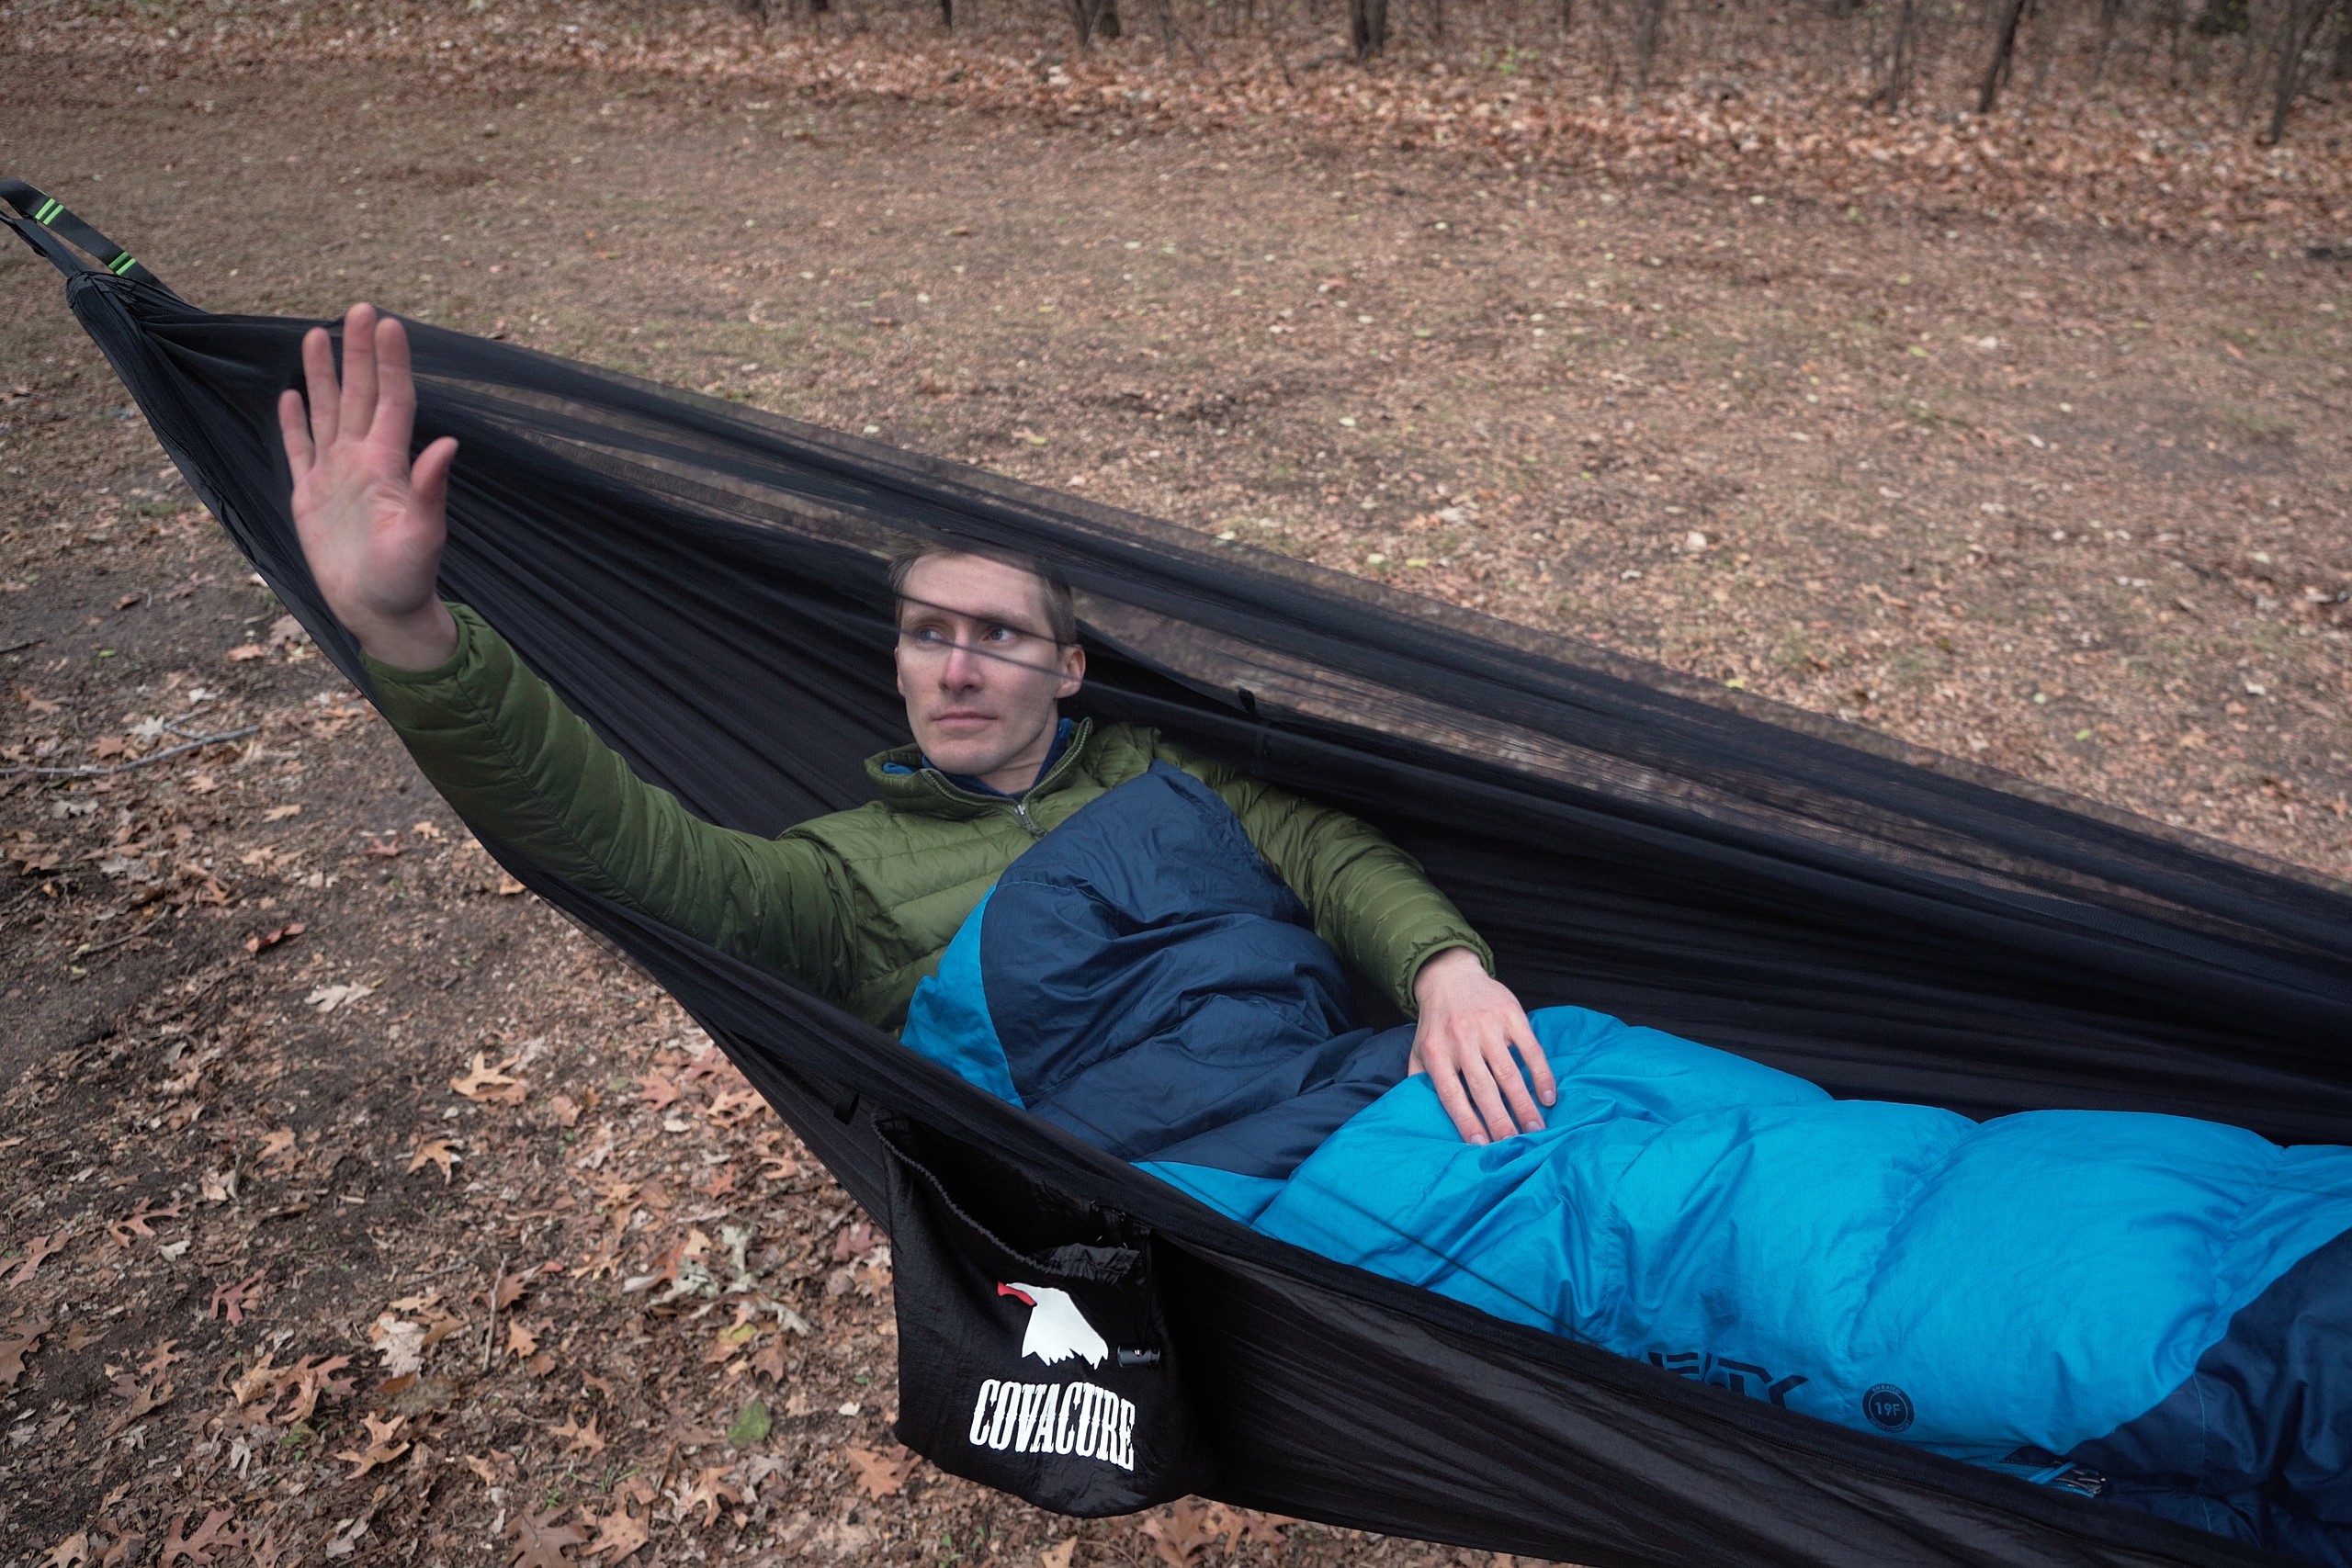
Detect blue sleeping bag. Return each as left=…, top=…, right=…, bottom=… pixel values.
left=899, top=764, right=2352, bottom=1557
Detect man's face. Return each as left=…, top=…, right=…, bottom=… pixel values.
left=893, top=553, right=1086, bottom=787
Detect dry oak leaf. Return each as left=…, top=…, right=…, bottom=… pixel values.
left=243, top=920, right=305, bottom=955
left=307, top=982, right=375, bottom=1014
left=1139, top=1499, right=1221, bottom=1567
left=42, top=1533, right=90, bottom=1568
left=334, top=1414, right=411, bottom=1479
left=0, top=1322, right=45, bottom=1389
left=107, top=1199, right=185, bottom=1247
left=507, top=1507, right=588, bottom=1568
left=140, top=1339, right=185, bottom=1380
left=8, top=1228, right=68, bottom=1284
left=505, top=1317, right=539, bottom=1359
left=407, top=1138, right=459, bottom=1183
left=160, top=1510, right=243, bottom=1568
left=580, top=1502, right=650, bottom=1564
left=451, top=1052, right=526, bottom=1104
left=275, top=1354, right=355, bottom=1424
left=635, top=1072, right=681, bottom=1111
left=549, top=1414, right=606, bottom=1456
left=845, top=1443, right=919, bottom=1500
left=256, top=1128, right=298, bottom=1166
left=102, top=1374, right=173, bottom=1436
left=208, top=1270, right=265, bottom=1325
left=677, top=1465, right=741, bottom=1529
left=1038, top=1543, right=1077, bottom=1568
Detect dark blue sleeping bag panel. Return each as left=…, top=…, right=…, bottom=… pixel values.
left=899, top=768, right=2352, bottom=1560
left=900, top=762, right=1413, bottom=1177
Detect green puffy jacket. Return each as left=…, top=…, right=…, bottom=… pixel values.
left=368, top=604, right=1491, bottom=1032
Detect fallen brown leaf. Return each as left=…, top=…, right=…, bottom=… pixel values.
left=207, top=1270, right=264, bottom=1325
left=507, top=1508, right=587, bottom=1568
left=334, top=1414, right=411, bottom=1478
left=844, top=1442, right=918, bottom=1500
left=243, top=920, right=305, bottom=955
left=451, top=1052, right=526, bottom=1103
left=0, top=1316, right=47, bottom=1392
left=101, top=1374, right=173, bottom=1436
left=406, top=1137, right=459, bottom=1183
left=8, top=1229, right=68, bottom=1284
left=159, top=1509, right=242, bottom=1568
left=580, top=1502, right=650, bottom=1564
left=549, top=1414, right=606, bottom=1456
left=677, top=1465, right=741, bottom=1528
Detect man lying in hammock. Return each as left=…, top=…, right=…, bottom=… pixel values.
left=283, top=303, right=1556, bottom=1150
left=289, top=307, right=2352, bottom=1562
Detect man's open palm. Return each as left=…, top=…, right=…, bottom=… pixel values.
left=277, top=302, right=461, bottom=670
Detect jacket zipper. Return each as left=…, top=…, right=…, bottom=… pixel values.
left=918, top=717, right=1091, bottom=839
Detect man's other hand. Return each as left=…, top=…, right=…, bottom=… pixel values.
left=1409, top=947, right=1556, bottom=1145
left=277, top=302, right=460, bottom=670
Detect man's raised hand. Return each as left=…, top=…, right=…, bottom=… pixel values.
left=1409, top=946, right=1557, bottom=1145
left=277, top=303, right=461, bottom=671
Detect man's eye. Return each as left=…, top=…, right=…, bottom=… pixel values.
left=985, top=626, right=1017, bottom=643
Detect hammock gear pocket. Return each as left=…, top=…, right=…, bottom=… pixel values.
left=11, top=177, right=2350, bottom=1567
left=877, top=1115, right=1211, bottom=1515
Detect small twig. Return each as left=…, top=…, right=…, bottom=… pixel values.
left=482, top=1250, right=510, bottom=1373
left=0, top=726, right=258, bottom=779
left=0, top=637, right=41, bottom=657
left=68, top=928, right=154, bottom=962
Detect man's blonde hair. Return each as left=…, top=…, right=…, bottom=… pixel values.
left=887, top=543, right=1078, bottom=647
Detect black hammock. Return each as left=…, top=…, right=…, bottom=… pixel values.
left=10, top=181, right=2351, bottom=1568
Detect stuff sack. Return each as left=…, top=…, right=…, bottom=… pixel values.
left=879, top=1116, right=1212, bottom=1515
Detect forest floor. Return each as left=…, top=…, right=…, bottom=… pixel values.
left=2, top=13, right=2349, bottom=1568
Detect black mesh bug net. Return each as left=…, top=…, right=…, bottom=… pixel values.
left=9, top=179, right=2348, bottom=1568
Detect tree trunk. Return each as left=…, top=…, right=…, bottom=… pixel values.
left=1634, top=0, right=1667, bottom=92
left=1068, top=0, right=1122, bottom=45
left=1558, top=0, right=1573, bottom=37
left=1351, top=0, right=1389, bottom=60
left=2264, top=0, right=2330, bottom=141
left=2332, top=0, right=2352, bottom=77
left=1883, top=0, right=1918, bottom=108
left=1977, top=0, right=2030, bottom=111
left=2090, top=0, right=2124, bottom=85
left=939, top=0, right=952, bottom=28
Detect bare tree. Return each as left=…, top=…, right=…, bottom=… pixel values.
left=1877, top=0, right=1921, bottom=108
left=1633, top=0, right=1668, bottom=91
left=1067, top=0, right=1124, bottom=44
left=1351, top=0, right=1390, bottom=58
left=1978, top=0, right=2031, bottom=110
left=2262, top=0, right=2333, bottom=139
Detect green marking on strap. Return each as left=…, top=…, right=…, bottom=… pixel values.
left=33, top=197, right=62, bottom=224
left=108, top=254, right=139, bottom=276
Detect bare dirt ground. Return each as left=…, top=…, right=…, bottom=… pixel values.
left=2, top=17, right=2348, bottom=1568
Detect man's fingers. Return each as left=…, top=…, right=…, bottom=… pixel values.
left=300, top=325, right=340, bottom=449
left=1511, top=1011, right=1558, bottom=1108
left=338, top=302, right=379, bottom=444
left=1486, top=1036, right=1545, bottom=1133
left=1423, top=1052, right=1488, bottom=1145
left=277, top=389, right=315, bottom=481
left=410, top=436, right=458, bottom=525
left=1457, top=1049, right=1520, bottom=1144
left=371, top=312, right=418, bottom=460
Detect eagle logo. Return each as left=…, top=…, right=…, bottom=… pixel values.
left=997, top=1282, right=1109, bottom=1370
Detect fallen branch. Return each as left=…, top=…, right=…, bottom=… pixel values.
left=0, top=726, right=259, bottom=779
